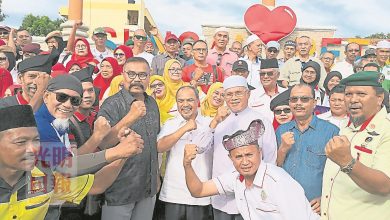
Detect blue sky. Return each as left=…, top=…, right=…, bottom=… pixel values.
left=3, top=0, right=390, bottom=38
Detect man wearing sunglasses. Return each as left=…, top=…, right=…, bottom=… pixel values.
left=249, top=58, right=287, bottom=122
left=0, top=50, right=57, bottom=112
left=151, top=33, right=185, bottom=76
left=132, top=29, right=154, bottom=67
left=265, top=41, right=281, bottom=62
left=91, top=27, right=113, bottom=63
left=275, top=83, right=339, bottom=215
left=332, top=42, right=360, bottom=79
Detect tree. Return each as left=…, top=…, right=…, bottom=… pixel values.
left=0, top=0, right=7, bottom=22
left=356, top=32, right=390, bottom=39
left=20, top=14, right=65, bottom=36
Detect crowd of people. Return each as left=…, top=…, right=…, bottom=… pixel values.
left=0, top=20, right=389, bottom=220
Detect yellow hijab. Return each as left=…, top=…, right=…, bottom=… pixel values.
left=149, top=75, right=176, bottom=124
left=108, top=75, right=124, bottom=97
left=163, top=59, right=186, bottom=96
left=201, top=82, right=223, bottom=117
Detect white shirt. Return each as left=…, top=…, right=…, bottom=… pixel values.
left=91, top=47, right=113, bottom=63
left=213, top=162, right=320, bottom=220
left=240, top=56, right=261, bottom=89
left=248, top=85, right=287, bottom=122
left=135, top=51, right=154, bottom=67
left=317, top=111, right=348, bottom=128
left=158, top=113, right=214, bottom=205
left=332, top=60, right=354, bottom=78
left=212, top=107, right=277, bottom=214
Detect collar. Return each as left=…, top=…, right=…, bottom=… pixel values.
left=164, top=52, right=177, bottom=59
left=210, top=48, right=231, bottom=55
left=346, top=109, right=383, bottom=132
left=242, top=55, right=260, bottom=64
left=178, top=111, right=202, bottom=126
left=74, top=110, right=97, bottom=127
left=294, top=56, right=313, bottom=62
left=291, top=114, right=318, bottom=131
left=36, top=103, right=56, bottom=124
left=263, top=85, right=279, bottom=97
left=240, top=161, right=267, bottom=187
left=16, top=91, right=29, bottom=105
left=231, top=107, right=251, bottom=117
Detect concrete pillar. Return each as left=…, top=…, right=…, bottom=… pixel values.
left=68, top=0, right=83, bottom=21
left=61, top=0, right=89, bottom=41
left=262, top=0, right=275, bottom=7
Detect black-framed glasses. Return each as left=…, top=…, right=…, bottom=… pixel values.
left=134, top=35, right=147, bottom=41
left=0, top=31, right=9, bottom=35
left=52, top=92, right=82, bottom=106
left=114, top=53, right=125, bottom=57
left=75, top=45, right=87, bottom=49
left=274, top=108, right=291, bottom=115
left=150, top=82, right=164, bottom=89
left=125, top=71, right=148, bottom=80
left=289, top=96, right=313, bottom=103
left=168, top=68, right=182, bottom=73
left=259, top=71, right=274, bottom=77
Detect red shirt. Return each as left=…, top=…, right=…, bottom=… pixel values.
left=182, top=64, right=224, bottom=94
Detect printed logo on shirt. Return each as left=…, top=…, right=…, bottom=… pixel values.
left=191, top=71, right=215, bottom=86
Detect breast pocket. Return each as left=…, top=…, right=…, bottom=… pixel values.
left=304, top=145, right=327, bottom=170
left=256, top=201, right=280, bottom=213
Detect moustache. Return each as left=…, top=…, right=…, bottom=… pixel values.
left=129, top=83, right=145, bottom=90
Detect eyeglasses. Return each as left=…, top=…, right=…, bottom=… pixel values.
left=125, top=71, right=148, bottom=80
left=274, top=108, right=291, bottom=115
left=134, top=35, right=147, bottom=41
left=150, top=83, right=164, bottom=89
left=225, top=90, right=247, bottom=100
left=75, top=45, right=87, bottom=49
left=168, top=68, right=182, bottom=73
left=52, top=92, right=82, bottom=106
left=216, top=54, right=223, bottom=66
left=267, top=48, right=278, bottom=53
left=259, top=71, right=274, bottom=77
left=193, top=48, right=207, bottom=53
left=0, top=57, right=7, bottom=62
left=114, top=53, right=125, bottom=57
left=289, top=96, right=313, bottom=103
left=0, top=31, right=9, bottom=36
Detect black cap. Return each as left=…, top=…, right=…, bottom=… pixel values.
left=71, top=65, right=94, bottom=83
left=270, top=89, right=291, bottom=111
left=232, top=60, right=248, bottom=71
left=0, top=105, right=37, bottom=132
left=284, top=40, right=296, bottom=48
left=362, top=48, right=376, bottom=58
left=18, top=49, right=60, bottom=74
left=47, top=74, right=83, bottom=96
left=261, top=58, right=279, bottom=69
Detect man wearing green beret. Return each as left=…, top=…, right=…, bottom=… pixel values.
left=321, top=71, right=390, bottom=220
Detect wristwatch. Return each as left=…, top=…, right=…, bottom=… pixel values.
left=340, top=158, right=357, bottom=174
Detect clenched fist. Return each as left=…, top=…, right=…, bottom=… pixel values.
left=183, top=119, right=197, bottom=132
left=116, top=128, right=144, bottom=158
left=183, top=144, right=198, bottom=167
left=93, top=116, right=111, bottom=139
left=128, top=100, right=146, bottom=120
left=280, top=132, right=295, bottom=152
left=325, top=135, right=353, bottom=167
left=215, top=106, right=230, bottom=123
left=35, top=73, right=50, bottom=93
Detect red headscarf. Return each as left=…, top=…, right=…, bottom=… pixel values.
left=93, top=57, right=121, bottom=100
left=114, top=45, right=133, bottom=71
left=0, top=68, right=13, bottom=97
left=5, top=84, right=21, bottom=96
left=70, top=38, right=97, bottom=68
left=65, top=60, right=82, bottom=72
left=51, top=63, right=67, bottom=78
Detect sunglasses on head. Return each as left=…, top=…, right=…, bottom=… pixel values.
left=52, top=92, right=82, bottom=106
left=289, top=96, right=313, bottom=103
left=274, top=108, right=291, bottom=115
left=134, top=35, right=147, bottom=41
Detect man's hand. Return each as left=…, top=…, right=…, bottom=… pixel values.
left=115, top=128, right=144, bottom=158
left=325, top=135, right=353, bottom=167
left=35, top=73, right=50, bottom=93
left=310, top=197, right=321, bottom=214
left=280, top=132, right=294, bottom=152
left=183, top=119, right=197, bottom=132
left=73, top=20, right=83, bottom=29
left=183, top=144, right=198, bottom=167
left=193, top=68, right=204, bottom=81
left=214, top=106, right=231, bottom=123
left=127, top=101, right=147, bottom=121
left=93, top=116, right=111, bottom=140
left=149, top=27, right=158, bottom=36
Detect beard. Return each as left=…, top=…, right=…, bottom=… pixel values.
left=350, top=115, right=366, bottom=127
left=52, top=118, right=70, bottom=133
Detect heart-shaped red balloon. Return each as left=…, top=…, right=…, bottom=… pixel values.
left=244, top=4, right=297, bottom=44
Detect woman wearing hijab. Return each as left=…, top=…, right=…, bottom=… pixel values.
left=65, top=60, right=82, bottom=73
left=320, top=71, right=342, bottom=108
left=113, top=45, right=133, bottom=71
left=93, top=57, right=121, bottom=101
left=65, top=38, right=98, bottom=68
left=3, top=84, right=21, bottom=97
left=300, top=60, right=328, bottom=114
left=200, top=82, right=224, bottom=117
left=0, top=68, right=13, bottom=97
left=0, top=46, right=16, bottom=83
left=270, top=89, right=293, bottom=130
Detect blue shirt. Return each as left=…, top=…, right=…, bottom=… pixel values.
left=276, top=115, right=339, bottom=201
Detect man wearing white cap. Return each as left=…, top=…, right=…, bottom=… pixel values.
left=240, top=34, right=263, bottom=89
left=207, top=27, right=238, bottom=78
left=376, top=40, right=390, bottom=91
left=183, top=119, right=319, bottom=220
left=210, top=75, right=277, bottom=220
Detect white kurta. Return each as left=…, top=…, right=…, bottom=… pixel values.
left=213, top=162, right=320, bottom=220
left=158, top=113, right=214, bottom=205
left=211, top=107, right=277, bottom=214
left=331, top=60, right=354, bottom=79
left=240, top=56, right=262, bottom=89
